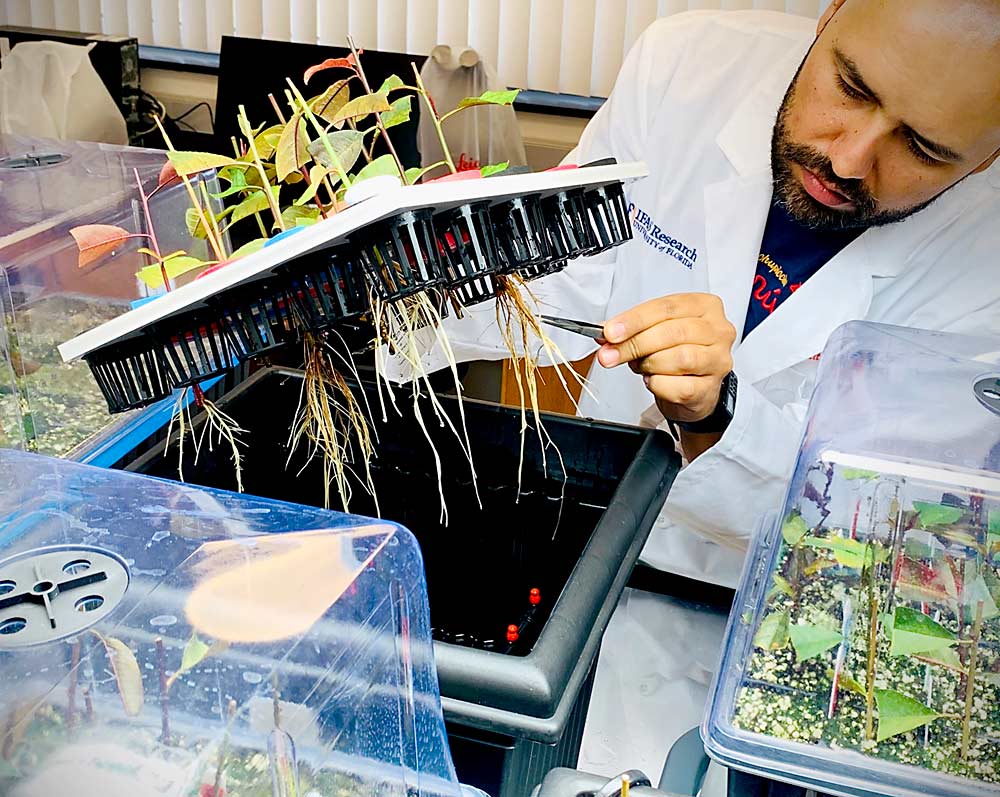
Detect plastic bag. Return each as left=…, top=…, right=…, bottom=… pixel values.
left=0, top=41, right=128, bottom=145
left=417, top=45, right=527, bottom=173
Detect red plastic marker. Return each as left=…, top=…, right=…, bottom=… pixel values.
left=529, top=588, right=541, bottom=606
left=506, top=624, right=519, bottom=643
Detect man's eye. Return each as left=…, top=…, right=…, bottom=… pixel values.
left=836, top=74, right=868, bottom=102
left=904, top=135, right=945, bottom=167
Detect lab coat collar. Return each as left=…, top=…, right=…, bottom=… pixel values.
left=715, top=36, right=811, bottom=177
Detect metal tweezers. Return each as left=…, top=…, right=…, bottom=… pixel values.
left=540, top=315, right=605, bottom=339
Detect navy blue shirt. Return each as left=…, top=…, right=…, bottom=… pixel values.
left=743, top=199, right=866, bottom=340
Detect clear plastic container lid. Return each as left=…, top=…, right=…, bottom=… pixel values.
left=0, top=134, right=220, bottom=456
left=705, top=321, right=1000, bottom=797
left=0, top=448, right=460, bottom=797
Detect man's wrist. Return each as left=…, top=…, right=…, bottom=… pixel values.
left=676, top=371, right=738, bottom=434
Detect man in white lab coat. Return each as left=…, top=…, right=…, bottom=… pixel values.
left=431, top=0, right=1000, bottom=784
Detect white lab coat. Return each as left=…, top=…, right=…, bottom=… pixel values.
left=412, top=9, right=1000, bottom=783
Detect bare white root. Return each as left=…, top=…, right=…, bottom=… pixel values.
left=288, top=333, right=378, bottom=512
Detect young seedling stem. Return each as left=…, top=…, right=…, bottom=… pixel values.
left=66, top=639, right=80, bottom=732
left=961, top=600, right=986, bottom=759
left=268, top=92, right=287, bottom=124
left=238, top=105, right=286, bottom=233
left=213, top=698, right=237, bottom=797
left=153, top=116, right=227, bottom=263
left=412, top=64, right=457, bottom=174
left=156, top=636, right=170, bottom=744
left=864, top=543, right=880, bottom=742
left=285, top=79, right=352, bottom=189
left=346, top=35, right=407, bottom=181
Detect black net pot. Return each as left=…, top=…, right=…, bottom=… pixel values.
left=216, top=279, right=299, bottom=360
left=156, top=310, right=243, bottom=388
left=450, top=273, right=498, bottom=309
left=584, top=182, right=633, bottom=251
left=353, top=209, right=444, bottom=302
left=491, top=194, right=551, bottom=273
left=543, top=189, right=602, bottom=261
left=84, top=337, right=174, bottom=414
left=286, top=249, right=369, bottom=334
left=515, top=258, right=569, bottom=284
left=435, top=201, right=503, bottom=287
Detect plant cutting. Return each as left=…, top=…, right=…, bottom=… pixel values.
left=733, top=462, right=1000, bottom=784
left=66, top=40, right=619, bottom=518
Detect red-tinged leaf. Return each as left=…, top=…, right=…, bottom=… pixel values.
left=70, top=224, right=133, bottom=268
left=158, top=160, right=180, bottom=188
left=303, top=52, right=359, bottom=84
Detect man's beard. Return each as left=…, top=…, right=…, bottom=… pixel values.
left=770, top=72, right=938, bottom=231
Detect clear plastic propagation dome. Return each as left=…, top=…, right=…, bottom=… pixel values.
left=705, top=321, right=1000, bottom=797
left=0, top=134, right=220, bottom=457
left=0, top=449, right=460, bottom=797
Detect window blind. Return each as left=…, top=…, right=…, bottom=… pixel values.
left=1, top=0, right=829, bottom=97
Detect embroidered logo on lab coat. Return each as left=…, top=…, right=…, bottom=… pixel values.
left=628, top=203, right=697, bottom=269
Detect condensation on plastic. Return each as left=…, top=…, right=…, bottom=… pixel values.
left=0, top=449, right=462, bottom=797
left=0, top=133, right=220, bottom=456
left=705, top=321, right=1000, bottom=797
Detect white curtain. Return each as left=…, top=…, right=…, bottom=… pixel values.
left=3, top=0, right=830, bottom=97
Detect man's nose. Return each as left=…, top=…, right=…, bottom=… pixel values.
left=828, top=119, right=881, bottom=180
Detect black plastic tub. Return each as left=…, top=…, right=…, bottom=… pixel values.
left=117, top=367, right=679, bottom=797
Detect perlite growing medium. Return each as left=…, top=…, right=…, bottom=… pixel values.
left=731, top=453, right=1000, bottom=790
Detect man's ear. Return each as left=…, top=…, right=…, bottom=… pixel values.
left=971, top=147, right=1000, bottom=175
left=817, top=0, right=848, bottom=36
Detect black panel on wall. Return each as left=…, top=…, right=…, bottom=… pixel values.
left=215, top=36, right=428, bottom=170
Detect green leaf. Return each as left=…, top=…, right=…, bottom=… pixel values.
left=252, top=124, right=284, bottom=160
left=378, top=74, right=405, bottom=94
left=961, top=568, right=1000, bottom=622
left=839, top=671, right=867, bottom=697
left=92, top=632, right=144, bottom=716
left=841, top=468, right=879, bottom=480
left=181, top=634, right=211, bottom=672
left=890, top=607, right=956, bottom=658
left=136, top=255, right=211, bottom=289
left=308, top=129, right=365, bottom=173
left=404, top=162, right=447, bottom=184
left=789, top=621, right=842, bottom=663
left=353, top=153, right=401, bottom=183
left=875, top=688, right=941, bottom=743
left=281, top=205, right=321, bottom=228
left=913, top=501, right=963, bottom=528
left=989, top=510, right=1000, bottom=536
left=456, top=89, right=519, bottom=110
left=210, top=167, right=249, bottom=199
left=166, top=634, right=230, bottom=692
left=231, top=185, right=280, bottom=225
left=481, top=161, right=510, bottom=178
left=275, top=111, right=311, bottom=182
left=767, top=574, right=795, bottom=600
left=185, top=206, right=234, bottom=239
left=782, top=514, right=808, bottom=546
left=230, top=238, right=268, bottom=259
left=913, top=647, right=965, bottom=673
left=800, top=535, right=875, bottom=570
left=294, top=164, right=336, bottom=206
left=310, top=79, right=352, bottom=124
left=753, top=610, right=790, bottom=651
left=332, top=92, right=391, bottom=126
left=380, top=95, right=412, bottom=130
left=167, top=150, right=239, bottom=177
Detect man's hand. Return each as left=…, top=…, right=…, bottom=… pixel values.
left=595, top=293, right=737, bottom=423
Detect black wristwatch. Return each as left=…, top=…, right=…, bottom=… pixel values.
left=676, top=371, right=738, bottom=434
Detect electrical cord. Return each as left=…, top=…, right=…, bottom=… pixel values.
left=173, top=100, right=215, bottom=131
